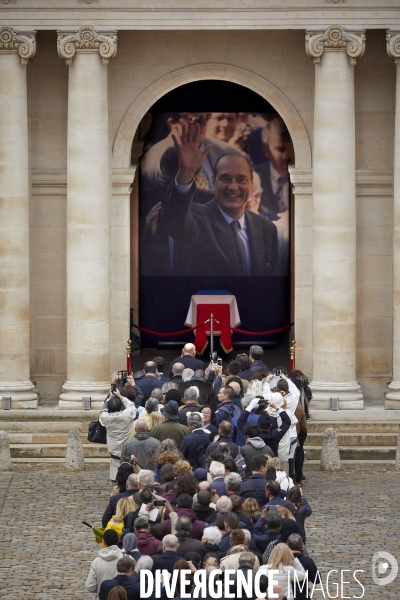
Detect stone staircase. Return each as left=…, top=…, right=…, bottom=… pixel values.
left=0, top=409, right=399, bottom=463
left=0, top=410, right=110, bottom=462
left=304, top=420, right=400, bottom=462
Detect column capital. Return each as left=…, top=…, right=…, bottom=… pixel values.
left=305, top=25, right=365, bottom=66
left=387, top=31, right=400, bottom=64
left=0, top=26, right=36, bottom=65
left=57, top=26, right=117, bottom=66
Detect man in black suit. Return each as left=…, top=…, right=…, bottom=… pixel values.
left=180, top=413, right=210, bottom=467
left=168, top=343, right=205, bottom=378
left=102, top=473, right=138, bottom=527
left=150, top=534, right=181, bottom=574
left=160, top=122, right=278, bottom=277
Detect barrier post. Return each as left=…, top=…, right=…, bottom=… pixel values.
left=210, top=313, right=214, bottom=355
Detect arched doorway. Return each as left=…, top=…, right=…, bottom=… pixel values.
left=111, top=64, right=312, bottom=369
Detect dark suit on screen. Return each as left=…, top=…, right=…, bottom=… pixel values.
left=160, top=183, right=278, bottom=277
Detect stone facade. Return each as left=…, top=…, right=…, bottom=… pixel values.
left=0, top=2, right=399, bottom=408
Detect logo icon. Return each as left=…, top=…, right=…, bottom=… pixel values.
left=372, top=551, right=398, bottom=586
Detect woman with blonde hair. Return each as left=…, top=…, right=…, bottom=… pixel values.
left=260, top=542, right=305, bottom=600
left=130, top=398, right=164, bottom=436
left=241, top=497, right=260, bottom=518
left=269, top=457, right=294, bottom=491
left=103, top=497, right=136, bottom=545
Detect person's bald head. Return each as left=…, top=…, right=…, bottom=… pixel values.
left=172, top=362, right=185, bottom=375
left=229, top=381, right=241, bottom=396
left=183, top=343, right=196, bottom=357
left=126, top=474, right=138, bottom=489
left=198, top=481, right=212, bottom=492
left=135, top=419, right=149, bottom=433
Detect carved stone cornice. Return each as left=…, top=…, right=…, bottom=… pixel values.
left=387, top=31, right=400, bottom=64
left=0, top=26, right=36, bottom=64
left=305, top=25, right=366, bottom=66
left=57, top=26, right=117, bottom=66
left=1, top=0, right=17, bottom=4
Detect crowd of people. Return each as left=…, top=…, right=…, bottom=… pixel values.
left=86, top=343, right=317, bottom=600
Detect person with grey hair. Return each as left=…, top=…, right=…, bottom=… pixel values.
left=287, top=533, right=320, bottom=598
left=170, top=362, right=185, bottom=382
left=150, top=387, right=163, bottom=402
left=252, top=507, right=283, bottom=554
left=127, top=470, right=167, bottom=524
left=215, top=495, right=233, bottom=514
left=179, top=410, right=210, bottom=468
left=120, top=418, right=160, bottom=467
left=178, top=386, right=202, bottom=426
left=150, top=534, right=182, bottom=573
left=247, top=345, right=269, bottom=377
left=134, top=555, right=153, bottom=573
left=209, top=461, right=227, bottom=496
left=182, top=368, right=195, bottom=382
left=202, top=526, right=224, bottom=563
left=224, top=472, right=242, bottom=495
left=230, top=551, right=257, bottom=598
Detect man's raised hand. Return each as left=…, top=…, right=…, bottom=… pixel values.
left=172, top=122, right=212, bottom=185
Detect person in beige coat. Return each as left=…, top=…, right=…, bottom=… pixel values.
left=220, top=529, right=260, bottom=571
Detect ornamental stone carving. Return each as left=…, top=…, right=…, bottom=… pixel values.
left=57, top=26, right=117, bottom=65
left=387, top=31, right=400, bottom=64
left=305, top=25, right=365, bottom=66
left=0, top=27, right=36, bottom=64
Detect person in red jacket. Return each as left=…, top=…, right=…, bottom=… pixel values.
left=134, top=516, right=160, bottom=556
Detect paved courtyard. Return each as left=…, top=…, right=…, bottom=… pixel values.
left=0, top=463, right=399, bottom=599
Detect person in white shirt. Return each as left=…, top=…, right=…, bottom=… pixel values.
left=99, top=388, right=137, bottom=481
left=259, top=542, right=306, bottom=600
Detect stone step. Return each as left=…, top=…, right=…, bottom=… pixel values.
left=10, top=443, right=109, bottom=458
left=0, top=421, right=89, bottom=433
left=307, top=421, right=400, bottom=433
left=7, top=432, right=91, bottom=444
left=304, top=445, right=397, bottom=460
left=305, top=432, right=398, bottom=446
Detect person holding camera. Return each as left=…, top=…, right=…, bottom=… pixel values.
left=99, top=387, right=137, bottom=482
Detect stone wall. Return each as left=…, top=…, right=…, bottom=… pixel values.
left=27, top=29, right=395, bottom=401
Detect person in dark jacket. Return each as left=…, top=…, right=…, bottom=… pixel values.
left=205, top=421, right=239, bottom=458
left=252, top=506, right=283, bottom=554
left=134, top=362, right=161, bottom=405
left=238, top=397, right=291, bottom=456
left=150, top=534, right=182, bottom=574
left=178, top=385, right=203, bottom=425
left=175, top=516, right=208, bottom=559
left=240, top=455, right=269, bottom=507
left=102, top=474, right=138, bottom=527
left=159, top=493, right=205, bottom=540
left=193, top=490, right=218, bottom=524
left=202, top=525, right=225, bottom=562
left=168, top=343, right=205, bottom=378
left=214, top=386, right=241, bottom=426
left=99, top=557, right=138, bottom=600
left=230, top=552, right=257, bottom=600
left=288, top=533, right=320, bottom=599
left=180, top=413, right=210, bottom=468
left=239, top=422, right=274, bottom=478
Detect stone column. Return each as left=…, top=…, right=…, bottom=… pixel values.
left=57, top=27, right=117, bottom=408
left=0, top=27, right=38, bottom=408
left=385, top=32, right=400, bottom=409
left=305, top=26, right=365, bottom=409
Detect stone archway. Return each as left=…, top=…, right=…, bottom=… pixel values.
left=112, top=63, right=312, bottom=169
left=110, top=63, right=313, bottom=375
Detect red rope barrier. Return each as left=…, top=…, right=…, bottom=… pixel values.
left=230, top=322, right=294, bottom=335
left=132, top=321, right=209, bottom=336
left=133, top=320, right=294, bottom=337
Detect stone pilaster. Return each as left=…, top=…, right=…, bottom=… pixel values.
left=305, top=26, right=365, bottom=409
left=57, top=27, right=117, bottom=409
left=0, top=27, right=38, bottom=408
left=385, top=31, right=400, bottom=409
